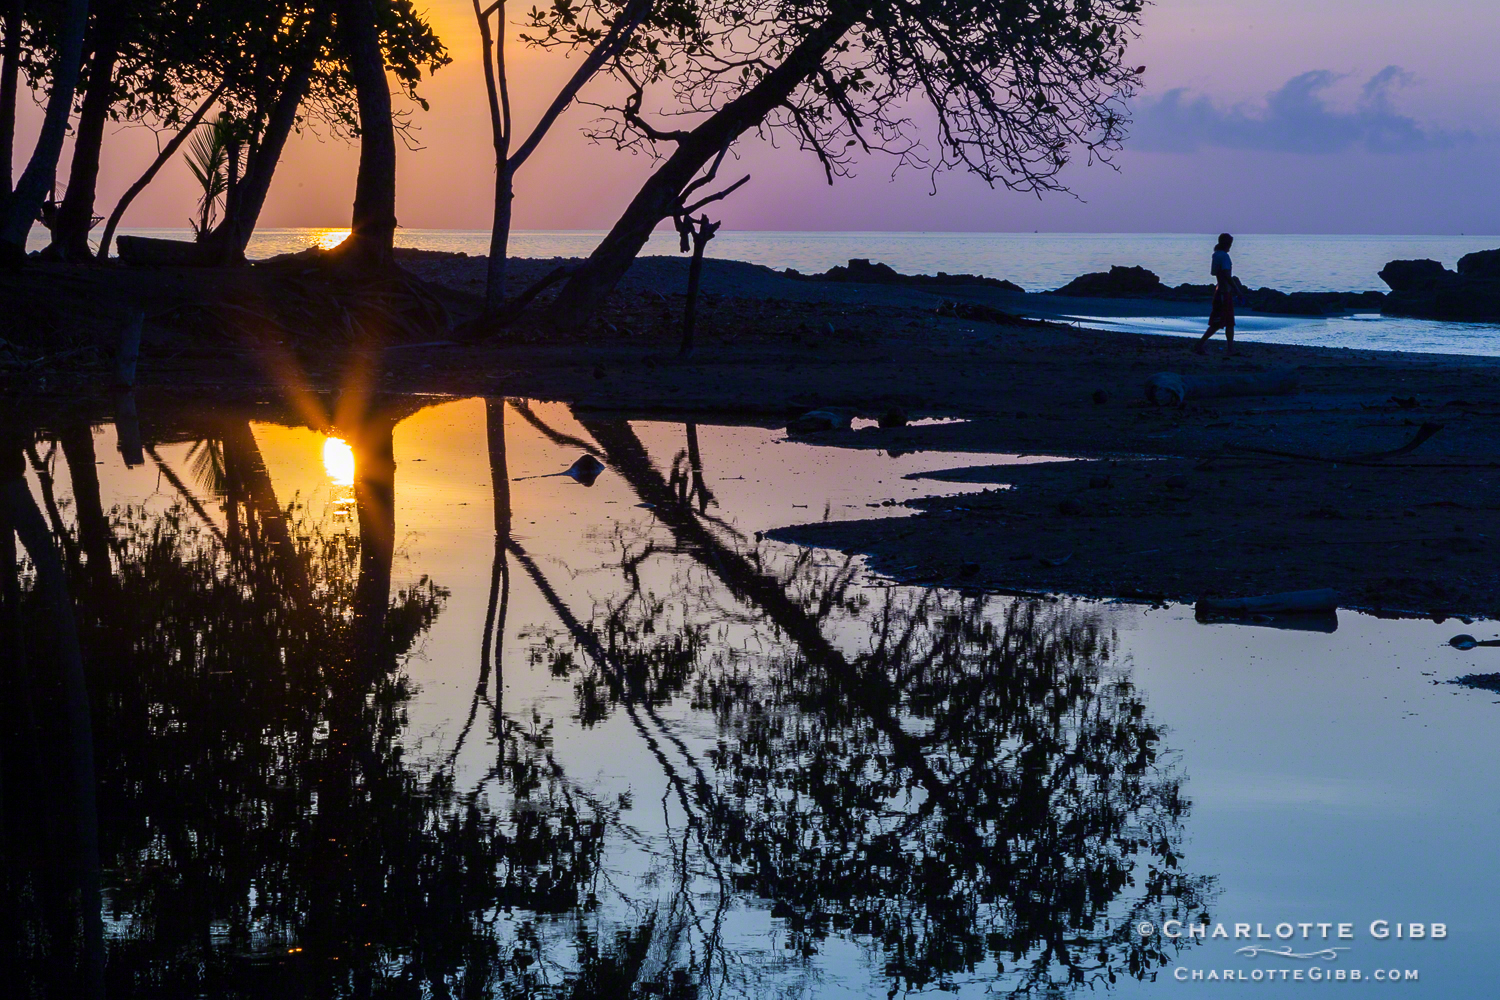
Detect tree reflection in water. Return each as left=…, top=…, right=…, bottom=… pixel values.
left=1, top=412, right=613, bottom=998
left=531, top=413, right=1212, bottom=996
left=0, top=401, right=1211, bottom=999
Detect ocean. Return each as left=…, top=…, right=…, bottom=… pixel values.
left=42, top=228, right=1500, bottom=356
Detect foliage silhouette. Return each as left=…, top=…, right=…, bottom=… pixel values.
left=0, top=413, right=615, bottom=997
left=549, top=0, right=1148, bottom=323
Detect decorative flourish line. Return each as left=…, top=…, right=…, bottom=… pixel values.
left=1236, top=945, right=1350, bottom=962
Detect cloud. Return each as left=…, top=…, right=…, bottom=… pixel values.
left=1130, top=67, right=1466, bottom=154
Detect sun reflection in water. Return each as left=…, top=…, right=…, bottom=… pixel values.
left=315, top=229, right=351, bottom=250
left=323, top=436, right=355, bottom=486
left=323, top=436, right=356, bottom=522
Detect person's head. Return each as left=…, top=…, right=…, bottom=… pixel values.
left=1216, top=233, right=1234, bottom=251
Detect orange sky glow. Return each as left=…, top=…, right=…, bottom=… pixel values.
left=10, top=0, right=1500, bottom=235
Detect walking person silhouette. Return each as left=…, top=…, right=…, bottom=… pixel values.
left=1195, top=233, right=1239, bottom=356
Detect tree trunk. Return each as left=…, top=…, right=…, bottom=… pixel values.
left=350, top=416, right=396, bottom=675
left=51, top=21, right=119, bottom=260
left=484, top=165, right=513, bottom=313
left=480, top=397, right=509, bottom=708
left=1, top=456, right=106, bottom=999
left=204, top=47, right=321, bottom=263
left=57, top=424, right=111, bottom=581
left=336, top=0, right=397, bottom=270
left=548, top=7, right=863, bottom=327
left=0, top=0, right=90, bottom=261
left=473, top=0, right=511, bottom=312
left=680, top=216, right=718, bottom=357
left=0, top=2, right=23, bottom=199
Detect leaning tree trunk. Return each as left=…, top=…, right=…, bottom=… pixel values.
left=96, top=81, right=226, bottom=260
left=52, top=25, right=120, bottom=260
left=202, top=9, right=328, bottom=264
left=0, top=0, right=90, bottom=262
left=0, top=1, right=23, bottom=198
left=1, top=450, right=106, bottom=998
left=196, top=5, right=328, bottom=264
left=548, top=7, right=863, bottom=328
left=207, top=70, right=313, bottom=263
left=335, top=0, right=398, bottom=270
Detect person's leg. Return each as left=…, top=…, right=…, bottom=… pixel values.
left=1196, top=323, right=1218, bottom=353
left=1225, top=322, right=1237, bottom=356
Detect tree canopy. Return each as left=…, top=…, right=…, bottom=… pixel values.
left=547, top=0, right=1147, bottom=321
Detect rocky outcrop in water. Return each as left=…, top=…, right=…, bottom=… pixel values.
left=1046, top=264, right=1384, bottom=315
left=1048, top=265, right=1164, bottom=297
left=1379, top=250, right=1500, bottom=322
left=787, top=258, right=1024, bottom=292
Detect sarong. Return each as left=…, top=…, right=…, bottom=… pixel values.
left=1208, top=283, right=1235, bottom=332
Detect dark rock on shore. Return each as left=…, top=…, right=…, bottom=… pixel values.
left=1240, top=286, right=1386, bottom=315
left=787, top=257, right=1024, bottom=292
left=1379, top=250, right=1500, bottom=322
left=1459, top=248, right=1500, bottom=280
left=1048, top=265, right=1164, bottom=297
left=1379, top=258, right=1451, bottom=292
left=1046, top=264, right=1383, bottom=315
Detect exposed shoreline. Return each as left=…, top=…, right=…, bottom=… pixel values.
left=4, top=249, right=1499, bottom=618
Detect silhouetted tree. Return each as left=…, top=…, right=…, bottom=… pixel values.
left=0, top=0, right=87, bottom=264
left=0, top=432, right=105, bottom=997
left=42, top=1, right=214, bottom=258
left=325, top=0, right=448, bottom=270
left=190, top=0, right=339, bottom=264
left=470, top=0, right=676, bottom=316
left=550, top=0, right=1146, bottom=325
left=0, top=2, right=21, bottom=197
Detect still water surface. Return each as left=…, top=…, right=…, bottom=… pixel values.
left=9, top=396, right=1498, bottom=997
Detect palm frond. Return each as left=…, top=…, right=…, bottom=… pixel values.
left=186, top=439, right=229, bottom=497
left=186, top=116, right=234, bottom=238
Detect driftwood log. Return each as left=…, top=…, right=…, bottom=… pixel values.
left=1146, top=369, right=1298, bottom=407
left=1196, top=588, right=1339, bottom=616
left=1223, top=422, right=1444, bottom=465
left=116, top=234, right=207, bottom=267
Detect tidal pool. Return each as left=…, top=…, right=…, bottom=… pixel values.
left=6, top=395, right=1496, bottom=997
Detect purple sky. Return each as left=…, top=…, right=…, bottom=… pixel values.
left=15, top=0, right=1500, bottom=234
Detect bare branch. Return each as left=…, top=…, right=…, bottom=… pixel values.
left=682, top=173, right=749, bottom=214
